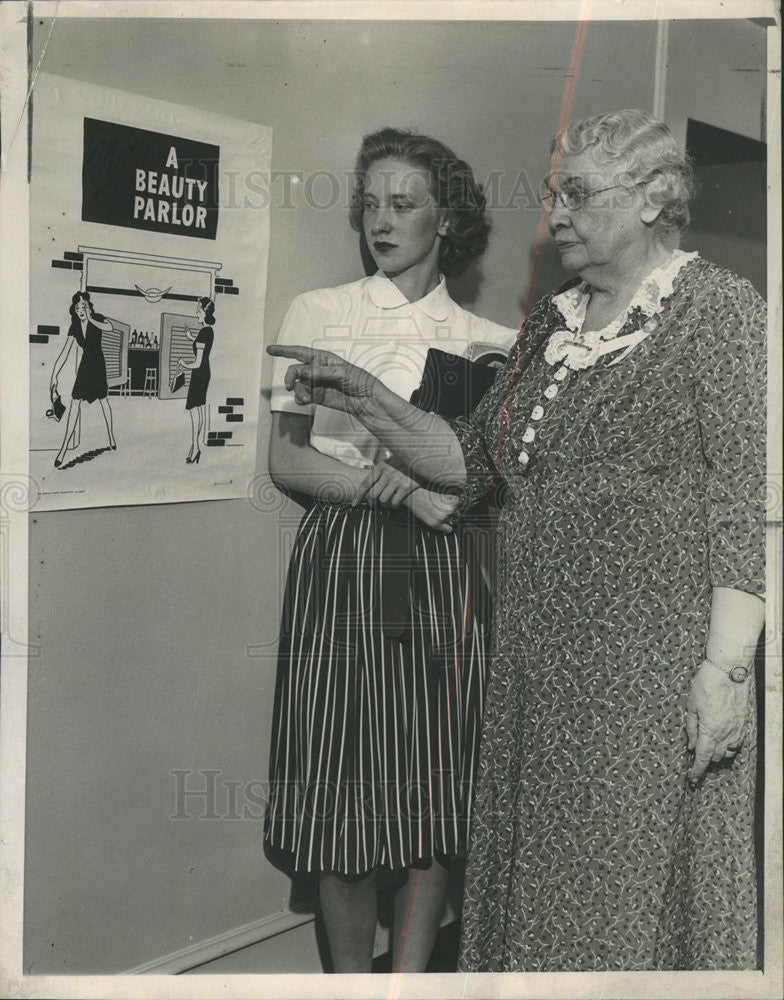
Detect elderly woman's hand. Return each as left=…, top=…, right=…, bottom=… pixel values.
left=267, top=344, right=378, bottom=415
left=686, top=659, right=751, bottom=785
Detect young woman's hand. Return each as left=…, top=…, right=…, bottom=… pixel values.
left=360, top=462, right=419, bottom=508
left=267, top=345, right=378, bottom=415
left=405, top=489, right=458, bottom=532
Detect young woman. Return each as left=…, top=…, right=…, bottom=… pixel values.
left=50, top=291, right=117, bottom=467
left=265, top=128, right=515, bottom=972
left=177, top=296, right=215, bottom=464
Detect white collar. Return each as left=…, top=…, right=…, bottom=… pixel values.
left=365, top=272, right=451, bottom=321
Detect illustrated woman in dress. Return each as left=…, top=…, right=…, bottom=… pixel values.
left=265, top=127, right=515, bottom=973
left=177, top=296, right=215, bottom=464
left=270, top=110, right=766, bottom=972
left=50, top=291, right=117, bottom=468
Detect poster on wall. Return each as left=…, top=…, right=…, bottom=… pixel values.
left=29, top=73, right=271, bottom=510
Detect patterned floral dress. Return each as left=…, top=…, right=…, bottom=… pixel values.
left=455, top=254, right=766, bottom=971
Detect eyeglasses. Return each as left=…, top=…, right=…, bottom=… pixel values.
left=539, top=180, right=645, bottom=212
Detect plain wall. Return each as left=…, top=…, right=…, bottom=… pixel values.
left=667, top=19, right=768, bottom=293
left=666, top=18, right=767, bottom=147
left=23, top=15, right=766, bottom=974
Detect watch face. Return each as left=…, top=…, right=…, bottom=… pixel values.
left=729, top=664, right=750, bottom=683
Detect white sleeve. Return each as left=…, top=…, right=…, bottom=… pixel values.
left=468, top=317, right=518, bottom=356
left=269, top=291, right=332, bottom=414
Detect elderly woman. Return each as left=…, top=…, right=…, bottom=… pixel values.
left=269, top=109, right=766, bottom=971
left=265, top=127, right=514, bottom=973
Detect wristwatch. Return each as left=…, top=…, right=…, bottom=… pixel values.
left=705, top=656, right=752, bottom=684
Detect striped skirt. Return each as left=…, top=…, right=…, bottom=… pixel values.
left=264, top=501, right=490, bottom=875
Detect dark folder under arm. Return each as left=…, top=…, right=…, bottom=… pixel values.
left=409, top=347, right=501, bottom=420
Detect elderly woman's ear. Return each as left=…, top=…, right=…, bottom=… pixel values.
left=640, top=194, right=663, bottom=226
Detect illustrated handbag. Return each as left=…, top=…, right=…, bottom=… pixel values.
left=170, top=371, right=186, bottom=393
left=46, top=386, right=66, bottom=421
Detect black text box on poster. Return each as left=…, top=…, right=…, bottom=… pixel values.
left=82, top=118, right=220, bottom=240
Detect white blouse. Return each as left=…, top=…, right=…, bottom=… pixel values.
left=270, top=273, right=516, bottom=469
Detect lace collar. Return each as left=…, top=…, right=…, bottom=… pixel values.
left=544, top=250, right=698, bottom=370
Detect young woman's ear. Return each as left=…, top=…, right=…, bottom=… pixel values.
left=437, top=213, right=451, bottom=238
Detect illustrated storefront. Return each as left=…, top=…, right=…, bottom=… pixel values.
left=71, top=245, right=226, bottom=401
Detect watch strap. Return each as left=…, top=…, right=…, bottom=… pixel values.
left=704, top=655, right=751, bottom=683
